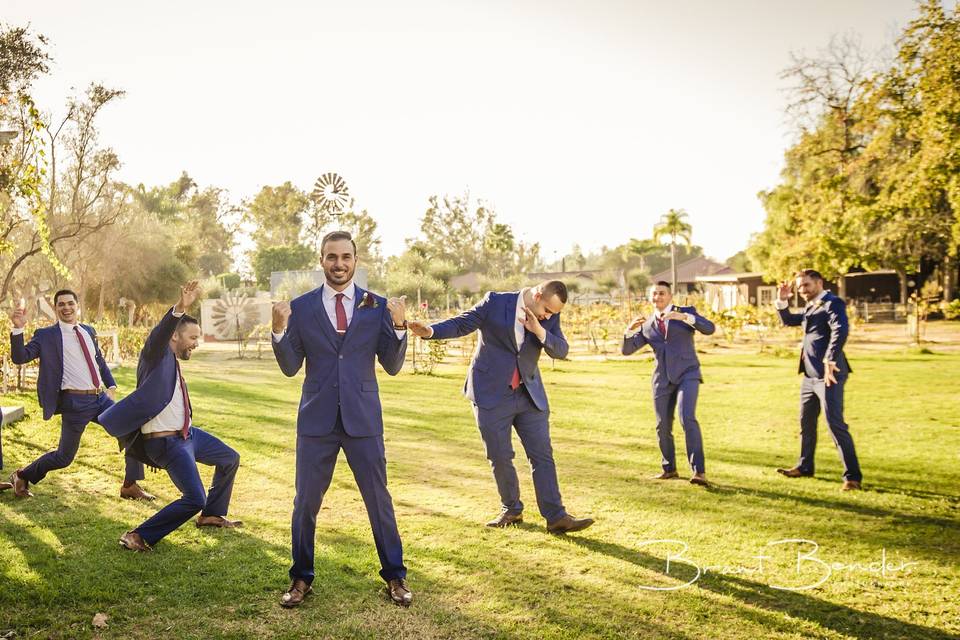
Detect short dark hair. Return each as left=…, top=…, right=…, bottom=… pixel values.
left=796, top=269, right=823, bottom=282
left=53, top=289, right=78, bottom=305
left=320, top=231, right=357, bottom=256
left=540, top=280, right=568, bottom=304
left=176, top=314, right=200, bottom=332
left=655, top=281, right=672, bottom=291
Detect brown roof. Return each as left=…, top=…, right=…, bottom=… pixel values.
left=650, top=257, right=732, bottom=284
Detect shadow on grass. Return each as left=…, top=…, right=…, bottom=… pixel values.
left=565, top=535, right=960, bottom=640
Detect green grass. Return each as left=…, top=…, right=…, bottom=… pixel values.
left=1, top=349, right=959, bottom=639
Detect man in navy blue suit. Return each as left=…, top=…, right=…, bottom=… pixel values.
left=621, top=281, right=715, bottom=486
left=272, top=231, right=412, bottom=608
left=4, top=290, right=153, bottom=501
left=775, top=269, right=862, bottom=490
left=100, top=281, right=243, bottom=551
left=409, top=281, right=594, bottom=533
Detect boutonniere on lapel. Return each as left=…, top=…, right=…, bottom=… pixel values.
left=358, top=292, right=379, bottom=309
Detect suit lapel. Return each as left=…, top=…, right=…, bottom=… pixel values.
left=341, top=286, right=366, bottom=348
left=311, top=287, right=339, bottom=349
left=51, top=325, right=65, bottom=382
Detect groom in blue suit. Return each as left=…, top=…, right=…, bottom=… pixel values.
left=5, top=290, right=152, bottom=500
left=775, top=269, right=862, bottom=490
left=622, top=281, right=715, bottom=485
left=272, top=231, right=412, bottom=609
left=409, top=280, right=594, bottom=533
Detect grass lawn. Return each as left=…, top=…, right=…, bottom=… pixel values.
left=1, top=347, right=958, bottom=639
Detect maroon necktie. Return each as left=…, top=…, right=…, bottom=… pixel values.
left=73, top=326, right=101, bottom=389
left=335, top=293, right=348, bottom=333
left=510, top=366, right=521, bottom=390
left=175, top=359, right=191, bottom=439
left=656, top=316, right=666, bottom=336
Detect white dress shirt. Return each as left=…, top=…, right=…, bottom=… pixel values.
left=625, top=304, right=694, bottom=338
left=272, top=282, right=405, bottom=341
left=141, top=308, right=191, bottom=434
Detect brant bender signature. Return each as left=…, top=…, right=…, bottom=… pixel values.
left=635, top=539, right=919, bottom=591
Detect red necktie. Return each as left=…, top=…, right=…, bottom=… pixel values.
left=175, top=359, right=191, bottom=439
left=656, top=316, right=666, bottom=336
left=510, top=366, right=521, bottom=390
left=335, top=293, right=348, bottom=333
left=73, top=326, right=101, bottom=389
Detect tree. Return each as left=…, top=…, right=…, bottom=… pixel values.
left=244, top=181, right=309, bottom=249
left=382, top=245, right=456, bottom=309
left=418, top=193, right=494, bottom=272
left=251, top=244, right=315, bottom=288
left=652, top=209, right=693, bottom=288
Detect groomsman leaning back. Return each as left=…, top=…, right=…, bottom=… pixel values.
left=409, top=280, right=594, bottom=533
left=775, top=269, right=862, bottom=490
left=621, top=281, right=715, bottom=486
left=272, top=231, right=413, bottom=609
left=100, top=281, right=243, bottom=551
left=3, top=290, right=153, bottom=501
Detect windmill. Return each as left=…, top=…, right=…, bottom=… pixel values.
left=311, top=172, right=350, bottom=224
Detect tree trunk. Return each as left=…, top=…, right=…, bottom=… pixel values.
left=96, top=279, right=106, bottom=321
left=944, top=254, right=955, bottom=301
left=837, top=274, right=846, bottom=299
left=897, top=269, right=908, bottom=305
left=670, top=241, right=678, bottom=290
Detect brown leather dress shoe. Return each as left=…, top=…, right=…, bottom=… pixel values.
left=546, top=514, right=595, bottom=534
left=776, top=467, right=814, bottom=478
left=689, top=473, right=709, bottom=486
left=486, top=510, right=523, bottom=528
left=9, top=470, right=32, bottom=498
left=118, top=530, right=152, bottom=552
left=841, top=480, right=862, bottom=491
left=387, top=578, right=413, bottom=607
left=0, top=481, right=12, bottom=492
left=280, top=579, right=312, bottom=608
left=651, top=470, right=680, bottom=480
left=120, top=483, right=156, bottom=501
left=196, top=515, right=244, bottom=528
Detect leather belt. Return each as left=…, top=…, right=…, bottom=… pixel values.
left=62, top=388, right=103, bottom=395
left=142, top=430, right=181, bottom=440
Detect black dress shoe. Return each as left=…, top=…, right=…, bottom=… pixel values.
left=546, top=514, right=594, bottom=534
left=387, top=578, right=413, bottom=607
left=486, top=510, right=523, bottom=528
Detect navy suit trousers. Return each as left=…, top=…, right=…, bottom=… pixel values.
left=653, top=377, right=705, bottom=474
left=290, top=413, right=405, bottom=584
left=20, top=392, right=144, bottom=485
left=797, top=376, right=862, bottom=481
left=472, top=386, right=566, bottom=522
left=135, top=427, right=240, bottom=545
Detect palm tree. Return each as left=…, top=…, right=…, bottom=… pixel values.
left=652, top=209, right=693, bottom=289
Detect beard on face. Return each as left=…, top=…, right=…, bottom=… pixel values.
left=324, top=262, right=355, bottom=285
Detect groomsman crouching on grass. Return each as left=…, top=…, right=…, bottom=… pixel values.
left=99, top=280, right=243, bottom=551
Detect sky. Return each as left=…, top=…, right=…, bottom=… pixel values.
left=5, top=0, right=920, bottom=266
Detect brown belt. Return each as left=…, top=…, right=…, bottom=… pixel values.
left=62, top=388, right=102, bottom=395
left=142, top=430, right=182, bottom=440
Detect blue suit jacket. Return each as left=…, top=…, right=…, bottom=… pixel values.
left=99, top=309, right=191, bottom=457
left=10, top=323, right=117, bottom=420
left=273, top=286, right=407, bottom=437
left=621, top=306, right=715, bottom=393
left=426, top=291, right=569, bottom=411
left=778, top=291, right=852, bottom=379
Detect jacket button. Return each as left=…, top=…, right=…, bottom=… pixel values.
left=333, top=383, right=338, bottom=388
left=339, top=355, right=343, bottom=359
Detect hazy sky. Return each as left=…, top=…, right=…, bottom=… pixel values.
left=6, top=1, right=919, bottom=264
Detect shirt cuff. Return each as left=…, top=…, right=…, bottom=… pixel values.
left=272, top=331, right=285, bottom=342
left=11, top=327, right=25, bottom=336
left=684, top=313, right=695, bottom=325
left=171, top=306, right=185, bottom=318
left=774, top=299, right=789, bottom=310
